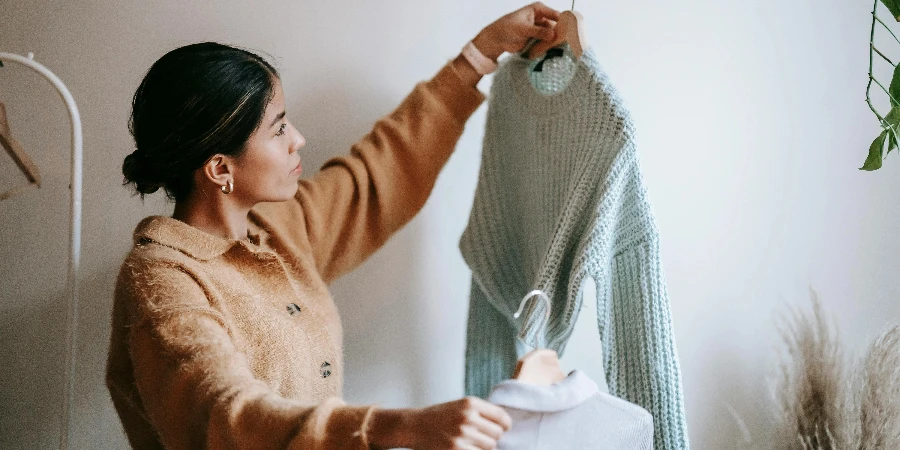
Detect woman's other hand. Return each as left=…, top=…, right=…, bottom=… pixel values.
left=411, top=396, right=512, bottom=450
left=369, top=396, right=512, bottom=449
left=472, top=2, right=561, bottom=61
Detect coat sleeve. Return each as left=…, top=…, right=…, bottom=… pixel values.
left=254, top=60, right=485, bottom=283
left=122, top=262, right=377, bottom=450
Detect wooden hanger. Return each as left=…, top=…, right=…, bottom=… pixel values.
left=0, top=101, right=41, bottom=200
left=512, top=290, right=567, bottom=385
left=513, top=348, right=567, bottom=385
left=525, top=7, right=588, bottom=60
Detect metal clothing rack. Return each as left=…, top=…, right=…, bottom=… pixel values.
left=0, top=51, right=83, bottom=450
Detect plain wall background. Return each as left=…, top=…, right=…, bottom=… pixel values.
left=2, top=0, right=898, bottom=448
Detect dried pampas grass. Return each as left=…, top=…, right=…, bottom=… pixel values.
left=772, top=290, right=850, bottom=450
left=855, top=324, right=900, bottom=449
left=766, top=290, right=900, bottom=450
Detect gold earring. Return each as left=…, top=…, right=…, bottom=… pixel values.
left=221, top=179, right=234, bottom=194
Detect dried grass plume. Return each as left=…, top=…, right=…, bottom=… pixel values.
left=772, top=290, right=849, bottom=450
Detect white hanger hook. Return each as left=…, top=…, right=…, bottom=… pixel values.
left=513, top=289, right=551, bottom=323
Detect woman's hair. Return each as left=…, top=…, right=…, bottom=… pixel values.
left=122, top=42, right=279, bottom=201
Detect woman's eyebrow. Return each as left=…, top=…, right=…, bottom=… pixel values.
left=270, top=111, right=286, bottom=128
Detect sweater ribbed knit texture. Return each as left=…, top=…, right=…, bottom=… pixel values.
left=460, top=46, right=689, bottom=449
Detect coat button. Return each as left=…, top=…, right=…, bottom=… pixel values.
left=321, top=361, right=332, bottom=378
left=286, top=303, right=301, bottom=316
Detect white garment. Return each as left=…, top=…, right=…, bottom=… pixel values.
left=488, top=370, right=653, bottom=449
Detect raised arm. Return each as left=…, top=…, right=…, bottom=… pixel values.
left=291, top=59, right=485, bottom=283
left=255, top=3, right=562, bottom=283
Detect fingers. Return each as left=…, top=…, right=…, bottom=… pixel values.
left=522, top=15, right=559, bottom=58
left=461, top=424, right=499, bottom=450
left=471, top=398, right=513, bottom=432
left=529, top=1, right=561, bottom=22
left=444, top=397, right=512, bottom=450
left=523, top=24, right=556, bottom=42
left=527, top=38, right=559, bottom=59
left=457, top=444, right=485, bottom=450
left=472, top=415, right=505, bottom=441
left=537, top=17, right=557, bottom=28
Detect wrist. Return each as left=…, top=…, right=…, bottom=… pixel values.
left=452, top=53, right=483, bottom=86
left=472, top=32, right=504, bottom=61
left=368, top=408, right=417, bottom=449
left=460, top=38, right=498, bottom=78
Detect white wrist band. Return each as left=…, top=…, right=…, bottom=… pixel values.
left=462, top=41, right=498, bottom=75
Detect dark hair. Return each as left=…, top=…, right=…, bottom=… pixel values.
left=123, top=42, right=278, bottom=201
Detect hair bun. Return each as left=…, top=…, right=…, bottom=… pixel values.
left=122, top=151, right=163, bottom=195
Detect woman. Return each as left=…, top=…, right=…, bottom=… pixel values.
left=106, top=3, right=560, bottom=449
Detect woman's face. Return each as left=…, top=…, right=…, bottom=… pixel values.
left=231, top=78, right=306, bottom=203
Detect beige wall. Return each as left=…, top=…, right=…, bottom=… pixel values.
left=1, top=0, right=897, bottom=448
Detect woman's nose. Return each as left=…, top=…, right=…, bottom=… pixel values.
left=290, top=129, right=306, bottom=153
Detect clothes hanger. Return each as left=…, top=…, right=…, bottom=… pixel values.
left=0, top=101, right=42, bottom=200
left=511, top=290, right=567, bottom=385
left=524, top=0, right=588, bottom=61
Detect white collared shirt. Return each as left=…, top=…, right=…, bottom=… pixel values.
left=488, top=370, right=654, bottom=449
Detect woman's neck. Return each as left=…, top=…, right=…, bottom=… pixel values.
left=172, top=190, right=251, bottom=242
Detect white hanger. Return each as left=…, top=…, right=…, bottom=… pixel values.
left=525, top=0, right=588, bottom=60
left=512, top=290, right=567, bottom=385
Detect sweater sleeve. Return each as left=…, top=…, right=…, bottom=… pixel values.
left=122, top=262, right=377, bottom=450
left=589, top=149, right=690, bottom=450
left=255, top=60, right=485, bottom=283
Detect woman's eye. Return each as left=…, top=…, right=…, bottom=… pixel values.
left=275, top=123, right=287, bottom=137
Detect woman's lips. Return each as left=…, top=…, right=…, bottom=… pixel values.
left=290, top=160, right=303, bottom=175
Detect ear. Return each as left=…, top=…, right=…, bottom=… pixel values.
left=200, top=154, right=234, bottom=188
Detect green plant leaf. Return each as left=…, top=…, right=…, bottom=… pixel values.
left=882, top=0, right=900, bottom=22
left=885, top=105, right=900, bottom=124
left=883, top=106, right=900, bottom=138
left=888, top=129, right=899, bottom=156
left=889, top=64, right=900, bottom=107
left=883, top=108, right=900, bottom=157
left=861, top=130, right=888, bottom=171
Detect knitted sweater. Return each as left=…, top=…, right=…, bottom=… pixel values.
left=105, top=60, right=485, bottom=450
left=460, top=46, right=689, bottom=449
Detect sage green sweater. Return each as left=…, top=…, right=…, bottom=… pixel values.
left=460, top=46, right=690, bottom=449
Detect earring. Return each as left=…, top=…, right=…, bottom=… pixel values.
left=221, top=179, right=234, bottom=194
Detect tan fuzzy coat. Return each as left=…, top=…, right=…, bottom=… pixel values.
left=106, top=61, right=485, bottom=449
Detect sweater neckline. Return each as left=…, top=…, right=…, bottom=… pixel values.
left=508, top=44, right=598, bottom=117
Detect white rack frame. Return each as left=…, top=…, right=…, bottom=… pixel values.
left=0, top=51, right=83, bottom=450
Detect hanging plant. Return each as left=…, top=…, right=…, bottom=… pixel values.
left=863, top=0, right=900, bottom=170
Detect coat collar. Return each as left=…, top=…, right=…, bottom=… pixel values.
left=133, top=215, right=263, bottom=261
left=487, top=370, right=599, bottom=413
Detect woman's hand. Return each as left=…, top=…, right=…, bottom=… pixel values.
left=472, top=2, right=561, bottom=61
left=369, top=397, right=513, bottom=449
left=410, top=397, right=512, bottom=450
